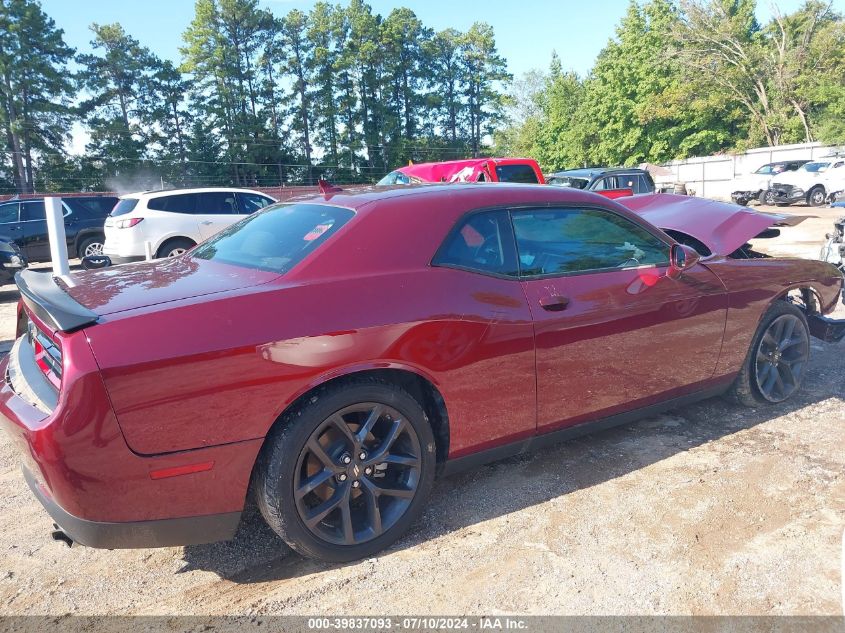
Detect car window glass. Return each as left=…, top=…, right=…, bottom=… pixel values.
left=495, top=164, right=539, bottom=184
left=593, top=177, right=614, bottom=191
left=512, top=208, right=669, bottom=276
left=0, top=203, right=19, bottom=224
left=432, top=210, right=518, bottom=277
left=111, top=198, right=139, bottom=216
left=20, top=200, right=46, bottom=222
left=147, top=194, right=198, bottom=213
left=237, top=192, right=273, bottom=215
left=191, top=203, right=353, bottom=274
left=196, top=191, right=238, bottom=214
left=617, top=175, right=637, bottom=191
left=636, top=174, right=650, bottom=193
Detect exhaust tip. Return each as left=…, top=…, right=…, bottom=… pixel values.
left=51, top=529, right=73, bottom=548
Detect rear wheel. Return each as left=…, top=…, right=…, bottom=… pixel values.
left=727, top=301, right=810, bottom=406
left=807, top=186, right=826, bottom=207
left=759, top=190, right=775, bottom=206
left=254, top=378, right=436, bottom=562
left=155, top=238, right=195, bottom=259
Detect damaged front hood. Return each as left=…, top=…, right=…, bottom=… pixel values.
left=618, top=193, right=808, bottom=256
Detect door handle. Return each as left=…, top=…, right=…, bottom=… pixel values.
left=539, top=295, right=569, bottom=312
left=200, top=221, right=213, bottom=225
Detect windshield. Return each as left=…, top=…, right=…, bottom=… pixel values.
left=755, top=165, right=774, bottom=175
left=547, top=176, right=589, bottom=189
left=376, top=171, right=411, bottom=186
left=803, top=162, right=829, bottom=173
left=191, top=203, right=354, bottom=274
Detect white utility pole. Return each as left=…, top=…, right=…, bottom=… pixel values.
left=44, top=197, right=70, bottom=277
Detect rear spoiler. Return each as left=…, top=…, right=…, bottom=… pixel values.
left=15, top=270, right=97, bottom=333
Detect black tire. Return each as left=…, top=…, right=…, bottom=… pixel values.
left=254, top=377, right=437, bottom=562
left=759, top=190, right=775, bottom=206
left=734, top=196, right=749, bottom=207
left=807, top=186, right=826, bottom=207
left=155, top=238, right=195, bottom=259
left=77, top=234, right=105, bottom=258
left=727, top=301, right=810, bottom=407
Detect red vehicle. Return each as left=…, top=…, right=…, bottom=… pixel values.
left=377, top=157, right=545, bottom=185
left=1, top=185, right=843, bottom=563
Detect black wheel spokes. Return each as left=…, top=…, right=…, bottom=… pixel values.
left=755, top=314, right=809, bottom=402
left=294, top=402, right=422, bottom=546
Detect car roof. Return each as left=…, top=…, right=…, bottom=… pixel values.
left=547, top=167, right=646, bottom=179
left=121, top=187, right=269, bottom=200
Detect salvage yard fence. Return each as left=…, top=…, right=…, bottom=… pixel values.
left=661, top=141, right=845, bottom=201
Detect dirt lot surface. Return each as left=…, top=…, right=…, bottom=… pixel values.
left=0, top=203, right=842, bottom=616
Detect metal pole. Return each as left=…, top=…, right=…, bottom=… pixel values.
left=44, top=197, right=70, bottom=277
left=144, top=241, right=154, bottom=261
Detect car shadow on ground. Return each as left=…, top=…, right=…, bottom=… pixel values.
left=179, top=348, right=844, bottom=583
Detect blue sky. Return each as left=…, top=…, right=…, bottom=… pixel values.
left=39, top=0, right=812, bottom=79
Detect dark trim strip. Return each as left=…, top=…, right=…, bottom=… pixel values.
left=24, top=468, right=241, bottom=549
left=16, top=269, right=98, bottom=332
left=442, top=383, right=730, bottom=476
left=807, top=312, right=845, bottom=343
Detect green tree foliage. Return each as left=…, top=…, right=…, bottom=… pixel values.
left=0, top=0, right=74, bottom=193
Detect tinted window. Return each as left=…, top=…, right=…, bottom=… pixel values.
left=111, top=198, right=139, bottom=216
left=495, top=164, right=539, bottom=184
left=512, top=208, right=669, bottom=276
left=0, top=203, right=19, bottom=224
left=20, top=200, right=46, bottom=221
left=237, top=192, right=274, bottom=215
left=195, top=191, right=238, bottom=214
left=432, top=210, right=518, bottom=277
left=191, top=203, right=353, bottom=274
left=593, top=176, right=620, bottom=191
left=147, top=194, right=198, bottom=213
left=66, top=197, right=118, bottom=217
left=804, top=162, right=829, bottom=173
left=548, top=176, right=589, bottom=189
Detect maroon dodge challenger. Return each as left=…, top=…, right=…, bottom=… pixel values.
left=1, top=184, right=843, bottom=562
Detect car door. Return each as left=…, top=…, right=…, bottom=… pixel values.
left=0, top=202, right=22, bottom=248
left=194, top=191, right=240, bottom=240
left=512, top=206, right=727, bottom=433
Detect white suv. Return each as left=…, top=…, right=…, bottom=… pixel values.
left=103, top=188, right=276, bottom=262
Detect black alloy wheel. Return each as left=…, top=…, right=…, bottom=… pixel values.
left=293, top=402, right=422, bottom=546
left=753, top=313, right=810, bottom=403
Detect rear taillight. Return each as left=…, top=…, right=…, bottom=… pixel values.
left=27, top=320, right=62, bottom=388
left=116, top=217, right=143, bottom=229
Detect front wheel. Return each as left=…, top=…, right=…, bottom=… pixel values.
left=254, top=378, right=436, bottom=562
left=727, top=301, right=810, bottom=406
left=759, top=190, right=775, bottom=206
left=807, top=187, right=826, bottom=207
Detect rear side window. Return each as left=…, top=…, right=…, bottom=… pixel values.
left=237, top=192, right=274, bottom=215
left=111, top=198, right=139, bottom=216
left=432, top=210, right=518, bottom=277
left=191, top=203, right=354, bottom=274
left=66, top=197, right=118, bottom=217
left=495, top=164, right=539, bottom=184
left=147, top=194, right=198, bottom=213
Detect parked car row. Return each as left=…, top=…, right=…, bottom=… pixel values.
left=731, top=156, right=845, bottom=207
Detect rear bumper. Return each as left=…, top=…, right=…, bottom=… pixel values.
left=25, top=467, right=240, bottom=548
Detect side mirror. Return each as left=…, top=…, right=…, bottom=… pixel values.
left=668, top=243, right=701, bottom=280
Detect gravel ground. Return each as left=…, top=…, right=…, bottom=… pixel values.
left=0, top=203, right=842, bottom=616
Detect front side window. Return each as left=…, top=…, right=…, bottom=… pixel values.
left=548, top=176, right=589, bottom=190
left=512, top=208, right=669, bottom=276
left=191, top=203, right=353, bottom=274
left=432, top=210, right=518, bottom=277
left=195, top=191, right=238, bottom=214
left=592, top=176, right=620, bottom=191
left=803, top=162, right=829, bottom=173
left=20, top=200, right=46, bottom=222
left=495, top=164, right=539, bottom=184
left=0, top=203, right=19, bottom=224
left=237, top=192, right=274, bottom=215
